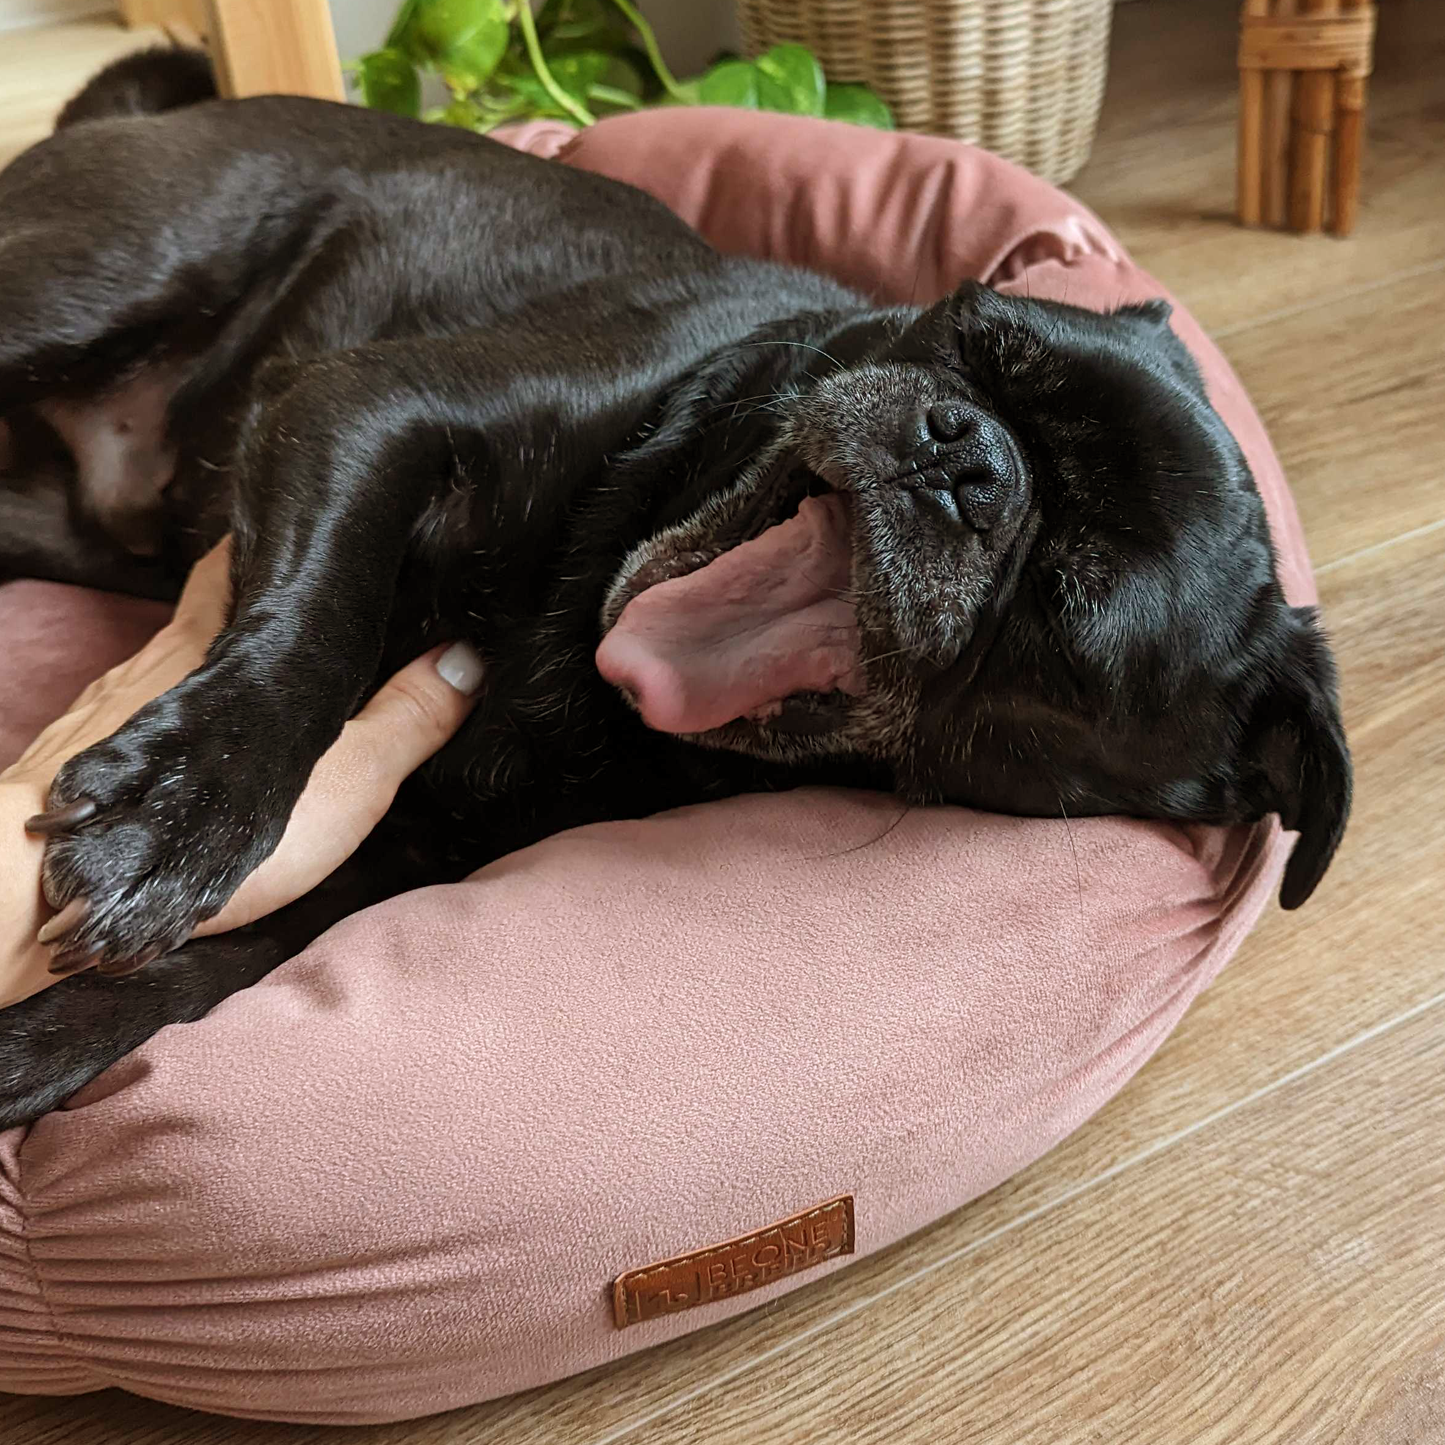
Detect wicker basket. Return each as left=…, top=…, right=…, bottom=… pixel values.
left=736, top=0, right=1114, bottom=184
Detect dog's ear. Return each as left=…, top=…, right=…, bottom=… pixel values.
left=1113, top=297, right=1214, bottom=402
left=945, top=278, right=1011, bottom=325
left=1116, top=298, right=1174, bottom=328
left=1237, top=608, right=1352, bottom=909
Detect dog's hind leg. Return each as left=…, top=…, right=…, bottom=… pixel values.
left=0, top=409, right=181, bottom=595
left=0, top=929, right=295, bottom=1130
left=0, top=116, right=356, bottom=564
left=31, top=361, right=187, bottom=557
left=0, top=849, right=395, bottom=1130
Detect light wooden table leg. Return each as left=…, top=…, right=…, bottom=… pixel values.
left=1261, top=0, right=1296, bottom=228
left=1332, top=0, right=1369, bottom=235
left=205, top=0, right=345, bottom=102
left=1238, top=0, right=1270, bottom=227
left=1289, top=0, right=1339, bottom=233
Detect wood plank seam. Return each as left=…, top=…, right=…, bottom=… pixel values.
left=588, top=989, right=1445, bottom=1445
left=1208, top=256, right=1445, bottom=340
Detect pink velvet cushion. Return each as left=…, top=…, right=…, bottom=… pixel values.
left=0, top=111, right=1308, bottom=1423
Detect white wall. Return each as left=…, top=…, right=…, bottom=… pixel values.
left=327, top=0, right=395, bottom=65
left=634, top=0, right=740, bottom=75
left=0, top=0, right=111, bottom=34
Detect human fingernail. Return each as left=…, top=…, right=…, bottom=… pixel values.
left=435, top=641, right=484, bottom=695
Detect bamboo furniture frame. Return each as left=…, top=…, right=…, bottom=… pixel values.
left=1237, top=0, right=1376, bottom=236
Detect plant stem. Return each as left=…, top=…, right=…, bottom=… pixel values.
left=606, top=0, right=687, bottom=102
left=587, top=83, right=642, bottom=110
left=516, top=1, right=595, bottom=126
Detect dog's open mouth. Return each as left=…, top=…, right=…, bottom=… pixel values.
left=596, top=474, right=867, bottom=735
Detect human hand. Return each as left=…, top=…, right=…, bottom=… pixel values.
left=0, top=539, right=482, bottom=1008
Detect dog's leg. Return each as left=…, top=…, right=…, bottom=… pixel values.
left=32, top=361, right=185, bottom=556
left=0, top=411, right=181, bottom=596
left=0, top=128, right=367, bottom=567
left=0, top=930, right=294, bottom=1130
left=0, top=848, right=394, bottom=1130
left=23, top=335, right=576, bottom=973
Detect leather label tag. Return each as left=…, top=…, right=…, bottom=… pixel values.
left=612, top=1194, right=855, bottom=1329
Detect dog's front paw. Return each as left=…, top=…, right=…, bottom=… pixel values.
left=27, top=695, right=290, bottom=975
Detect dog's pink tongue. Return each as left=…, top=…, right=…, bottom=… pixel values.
left=596, top=494, right=865, bottom=734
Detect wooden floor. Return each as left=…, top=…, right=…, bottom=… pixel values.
left=3, top=2, right=1443, bottom=1441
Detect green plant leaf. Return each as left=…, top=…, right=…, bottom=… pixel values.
left=493, top=70, right=559, bottom=106
left=611, top=43, right=661, bottom=100
left=606, top=0, right=688, bottom=101
left=822, top=82, right=895, bottom=129
left=754, top=43, right=823, bottom=115
left=753, top=68, right=793, bottom=112
left=547, top=48, right=611, bottom=97
left=513, top=0, right=596, bottom=123
left=356, top=48, right=421, bottom=116
left=536, top=0, right=632, bottom=51
left=385, top=0, right=426, bottom=58
left=381, top=0, right=894, bottom=132
left=458, top=90, right=532, bottom=131
left=440, top=24, right=510, bottom=91
left=492, top=68, right=583, bottom=119
left=697, top=58, right=759, bottom=108
left=430, top=96, right=487, bottom=128
left=599, top=52, right=645, bottom=99
left=410, top=0, right=509, bottom=90
left=488, top=43, right=606, bottom=120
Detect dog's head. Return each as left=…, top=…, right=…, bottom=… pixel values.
left=598, top=282, right=1350, bottom=908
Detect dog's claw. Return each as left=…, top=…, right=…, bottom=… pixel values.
left=25, top=797, right=98, bottom=835
left=36, top=895, right=91, bottom=946
left=47, top=946, right=100, bottom=977
left=95, top=943, right=165, bottom=977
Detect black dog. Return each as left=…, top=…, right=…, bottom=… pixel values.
left=0, top=52, right=1350, bottom=1127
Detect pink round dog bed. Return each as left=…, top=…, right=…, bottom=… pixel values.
left=0, top=110, right=1313, bottom=1423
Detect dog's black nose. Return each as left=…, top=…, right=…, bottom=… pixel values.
left=926, top=402, right=972, bottom=442
left=897, top=401, right=974, bottom=460
left=889, top=400, right=1020, bottom=531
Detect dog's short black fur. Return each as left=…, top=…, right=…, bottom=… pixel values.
left=0, top=52, right=1350, bottom=1127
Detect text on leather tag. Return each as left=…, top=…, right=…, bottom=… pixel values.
left=612, top=1194, right=855, bottom=1329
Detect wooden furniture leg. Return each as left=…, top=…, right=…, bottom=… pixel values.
left=1237, top=0, right=1375, bottom=236
left=1261, top=0, right=1295, bottom=228
left=1238, top=0, right=1270, bottom=226
left=1289, top=0, right=1338, bottom=233
left=204, top=0, right=345, bottom=102
left=1332, top=0, right=1369, bottom=235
